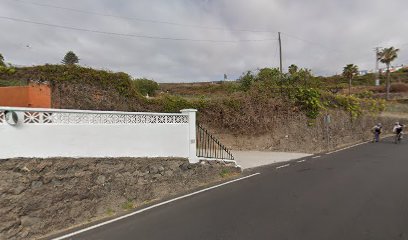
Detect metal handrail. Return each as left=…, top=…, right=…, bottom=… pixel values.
left=196, top=123, right=234, bottom=160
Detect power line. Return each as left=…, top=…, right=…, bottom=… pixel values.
left=4, top=1, right=399, bottom=76
left=0, top=16, right=277, bottom=43
left=280, top=32, right=344, bottom=55
left=6, top=0, right=402, bottom=62
left=278, top=32, right=283, bottom=73
left=9, top=0, right=278, bottom=34
left=8, top=0, right=373, bottom=56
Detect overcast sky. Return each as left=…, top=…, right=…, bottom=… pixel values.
left=0, top=0, right=407, bottom=82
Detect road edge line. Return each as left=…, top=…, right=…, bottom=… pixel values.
left=276, top=164, right=290, bottom=169
left=326, top=140, right=371, bottom=155
left=51, top=173, right=261, bottom=240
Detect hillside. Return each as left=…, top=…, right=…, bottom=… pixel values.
left=1, top=64, right=405, bottom=153
left=0, top=65, right=153, bottom=111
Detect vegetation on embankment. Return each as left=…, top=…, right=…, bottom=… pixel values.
left=0, top=64, right=388, bottom=122
left=1, top=64, right=405, bottom=152
left=154, top=67, right=385, bottom=128
left=0, top=64, right=159, bottom=97
left=0, top=65, right=159, bottom=111
left=149, top=68, right=392, bottom=152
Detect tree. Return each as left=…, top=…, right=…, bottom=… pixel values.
left=288, top=64, right=298, bottom=75
left=297, top=68, right=314, bottom=87
left=378, top=47, right=399, bottom=100
left=62, top=51, right=79, bottom=65
left=239, top=71, right=255, bottom=91
left=257, top=68, right=280, bottom=82
left=342, top=64, right=359, bottom=95
left=132, top=78, right=159, bottom=96
left=0, top=53, right=5, bottom=67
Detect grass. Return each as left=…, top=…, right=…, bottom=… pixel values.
left=106, top=208, right=115, bottom=216
left=121, top=200, right=134, bottom=210
left=0, top=79, right=26, bottom=87
left=219, top=168, right=230, bottom=178
left=382, top=101, right=408, bottom=121
left=385, top=102, right=408, bottom=113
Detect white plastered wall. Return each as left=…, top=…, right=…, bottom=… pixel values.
left=0, top=107, right=197, bottom=162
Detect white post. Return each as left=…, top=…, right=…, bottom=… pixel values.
left=181, top=109, right=198, bottom=163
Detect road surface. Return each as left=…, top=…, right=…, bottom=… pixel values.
left=54, top=138, right=408, bottom=240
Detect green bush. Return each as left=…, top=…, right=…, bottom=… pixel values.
left=0, top=66, right=16, bottom=75
left=132, top=78, right=159, bottom=96
left=0, top=79, right=25, bottom=87
left=362, top=98, right=386, bottom=113
left=294, top=88, right=324, bottom=119
left=355, top=90, right=374, bottom=99
left=155, top=94, right=193, bottom=113
left=333, top=95, right=362, bottom=119
left=257, top=68, right=281, bottom=83
left=0, top=64, right=142, bottom=98
left=238, top=71, right=256, bottom=91
left=121, top=200, right=134, bottom=210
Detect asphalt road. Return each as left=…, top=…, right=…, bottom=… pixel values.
left=58, top=137, right=408, bottom=240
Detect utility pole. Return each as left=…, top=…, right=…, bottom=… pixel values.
left=278, top=32, right=283, bottom=73
left=278, top=32, right=284, bottom=96
left=375, top=47, right=380, bottom=86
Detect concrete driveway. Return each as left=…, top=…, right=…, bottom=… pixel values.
left=233, top=151, right=311, bottom=169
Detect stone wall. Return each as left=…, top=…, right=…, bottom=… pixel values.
left=212, top=111, right=398, bottom=153
left=0, top=158, right=240, bottom=240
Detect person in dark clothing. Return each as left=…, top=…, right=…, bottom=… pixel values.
left=372, top=123, right=382, bottom=142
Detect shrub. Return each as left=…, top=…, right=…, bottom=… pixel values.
left=0, top=66, right=16, bottom=75
left=0, top=64, right=142, bottom=98
left=333, top=95, right=362, bottom=119
left=362, top=98, right=386, bottom=113
left=238, top=71, right=256, bottom=91
left=355, top=90, right=374, bottom=99
left=121, top=200, right=134, bottom=210
left=390, top=83, right=408, bottom=93
left=294, top=88, right=324, bottom=119
left=132, top=78, right=159, bottom=96
left=155, top=94, right=193, bottom=113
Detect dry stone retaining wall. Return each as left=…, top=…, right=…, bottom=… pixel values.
left=212, top=111, right=398, bottom=153
left=0, top=157, right=240, bottom=240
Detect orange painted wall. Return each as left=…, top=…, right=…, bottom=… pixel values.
left=27, top=84, right=51, bottom=108
left=0, top=84, right=51, bottom=108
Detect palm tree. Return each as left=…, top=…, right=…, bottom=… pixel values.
left=0, top=53, right=5, bottom=67
left=342, top=64, right=359, bottom=95
left=288, top=64, right=298, bottom=75
left=378, top=47, right=399, bottom=100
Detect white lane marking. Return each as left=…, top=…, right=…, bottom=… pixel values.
left=52, top=173, right=261, bottom=240
left=326, top=141, right=370, bottom=155
left=312, top=156, right=321, bottom=159
left=297, top=160, right=306, bottom=163
left=276, top=164, right=290, bottom=169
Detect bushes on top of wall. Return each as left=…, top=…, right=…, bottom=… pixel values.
left=0, top=64, right=142, bottom=98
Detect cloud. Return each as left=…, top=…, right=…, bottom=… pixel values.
left=0, top=0, right=407, bottom=82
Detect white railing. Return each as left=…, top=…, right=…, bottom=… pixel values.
left=0, top=107, right=198, bottom=163
left=0, top=107, right=189, bottom=125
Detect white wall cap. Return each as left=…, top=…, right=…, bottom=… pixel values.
left=180, top=109, right=198, bottom=113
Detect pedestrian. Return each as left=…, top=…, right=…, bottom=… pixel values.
left=371, top=123, right=382, bottom=142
